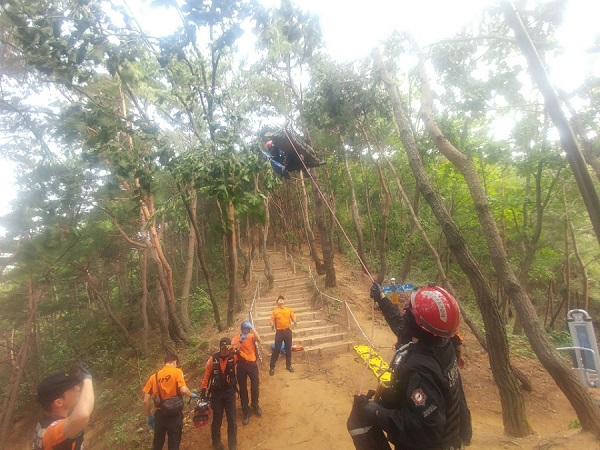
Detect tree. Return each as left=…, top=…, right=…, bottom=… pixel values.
left=375, top=49, right=533, bottom=436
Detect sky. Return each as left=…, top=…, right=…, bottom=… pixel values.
left=1, top=0, right=599, bottom=217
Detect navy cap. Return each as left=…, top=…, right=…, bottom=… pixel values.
left=37, top=372, right=80, bottom=409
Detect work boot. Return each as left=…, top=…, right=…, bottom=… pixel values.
left=269, top=367, right=274, bottom=376
left=212, top=443, right=225, bottom=450
left=242, top=411, right=250, bottom=425
left=286, top=366, right=295, bottom=373
left=253, top=405, right=263, bottom=417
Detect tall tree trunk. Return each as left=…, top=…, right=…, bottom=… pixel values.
left=178, top=187, right=223, bottom=331
left=503, top=1, right=600, bottom=248
left=0, top=278, right=39, bottom=449
left=340, top=134, right=367, bottom=270
left=563, top=98, right=600, bottom=182
left=298, top=171, right=324, bottom=274
left=569, top=222, right=589, bottom=311
left=153, top=222, right=190, bottom=343
left=224, top=200, right=239, bottom=326
left=309, top=167, right=336, bottom=287
left=237, top=218, right=250, bottom=287
left=375, top=50, right=533, bottom=437
left=417, top=54, right=600, bottom=436
left=380, top=137, right=530, bottom=386
left=362, top=128, right=391, bottom=284
left=262, top=198, right=274, bottom=289
left=140, top=249, right=150, bottom=356
left=360, top=157, right=377, bottom=250
left=180, top=218, right=196, bottom=330
left=155, top=279, right=176, bottom=354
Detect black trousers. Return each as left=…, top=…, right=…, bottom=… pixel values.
left=211, top=393, right=237, bottom=449
left=153, top=409, right=183, bottom=450
left=270, top=328, right=292, bottom=369
left=237, top=361, right=259, bottom=413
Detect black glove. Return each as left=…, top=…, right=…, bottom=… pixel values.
left=71, top=362, right=92, bottom=381
left=200, top=389, right=207, bottom=400
left=354, top=395, right=380, bottom=426
left=370, top=283, right=382, bottom=301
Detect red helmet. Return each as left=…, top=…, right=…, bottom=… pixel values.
left=265, top=140, right=273, bottom=149
left=410, top=286, right=459, bottom=338
left=193, top=400, right=211, bottom=428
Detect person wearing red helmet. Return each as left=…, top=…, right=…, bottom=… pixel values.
left=348, top=284, right=472, bottom=450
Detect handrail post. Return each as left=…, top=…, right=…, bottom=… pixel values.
left=345, top=302, right=351, bottom=330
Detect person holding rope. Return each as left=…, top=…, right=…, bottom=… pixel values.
left=373, top=283, right=466, bottom=369
left=232, top=321, right=262, bottom=425
left=269, top=295, right=297, bottom=376
left=348, top=284, right=472, bottom=450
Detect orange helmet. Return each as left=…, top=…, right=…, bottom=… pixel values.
left=410, top=286, right=460, bottom=338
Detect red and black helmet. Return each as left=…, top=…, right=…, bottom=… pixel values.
left=193, top=400, right=211, bottom=428
left=410, top=286, right=460, bottom=338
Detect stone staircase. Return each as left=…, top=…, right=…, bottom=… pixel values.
left=251, top=249, right=354, bottom=357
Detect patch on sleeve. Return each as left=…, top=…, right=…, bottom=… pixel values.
left=411, top=389, right=426, bottom=406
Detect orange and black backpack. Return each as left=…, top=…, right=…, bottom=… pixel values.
left=208, top=353, right=237, bottom=396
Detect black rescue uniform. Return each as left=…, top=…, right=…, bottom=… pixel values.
left=348, top=293, right=472, bottom=449
left=375, top=340, right=469, bottom=449
left=202, top=352, right=238, bottom=450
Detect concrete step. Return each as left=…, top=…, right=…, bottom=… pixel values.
left=275, top=286, right=311, bottom=294
left=274, top=281, right=311, bottom=289
left=302, top=340, right=354, bottom=357
left=294, top=332, right=347, bottom=347
left=253, top=311, right=320, bottom=327
left=255, top=297, right=312, bottom=309
left=254, top=302, right=310, bottom=313
left=255, top=320, right=323, bottom=333
left=258, top=324, right=341, bottom=341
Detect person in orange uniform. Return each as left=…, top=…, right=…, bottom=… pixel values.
left=269, top=295, right=297, bottom=376
left=33, top=363, right=95, bottom=450
left=232, top=321, right=262, bottom=425
left=202, top=337, right=238, bottom=450
left=142, top=353, right=197, bottom=450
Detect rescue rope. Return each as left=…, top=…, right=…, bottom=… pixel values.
left=282, top=129, right=378, bottom=394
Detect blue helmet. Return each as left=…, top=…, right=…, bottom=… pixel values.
left=241, top=321, right=253, bottom=331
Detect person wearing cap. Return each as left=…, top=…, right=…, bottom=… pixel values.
left=232, top=321, right=262, bottom=425
left=142, top=353, right=197, bottom=450
left=269, top=295, right=297, bottom=376
left=347, top=284, right=472, bottom=450
left=33, top=363, right=95, bottom=450
left=201, top=337, right=239, bottom=450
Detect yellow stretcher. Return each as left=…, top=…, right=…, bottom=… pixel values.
left=354, top=345, right=391, bottom=384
